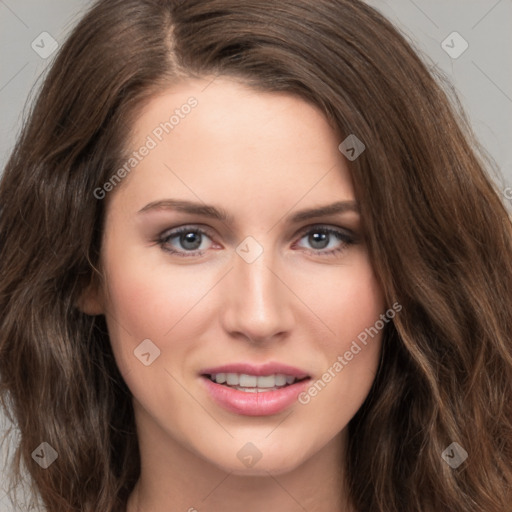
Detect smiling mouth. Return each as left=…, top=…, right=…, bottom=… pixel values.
left=202, top=373, right=310, bottom=392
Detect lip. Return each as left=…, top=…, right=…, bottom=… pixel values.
left=199, top=362, right=310, bottom=379
left=200, top=375, right=311, bottom=416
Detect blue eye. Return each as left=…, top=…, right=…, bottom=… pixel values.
left=295, top=226, right=354, bottom=256
left=157, top=225, right=355, bottom=258
left=158, top=226, right=213, bottom=256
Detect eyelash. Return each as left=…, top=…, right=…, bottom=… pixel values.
left=156, top=224, right=356, bottom=258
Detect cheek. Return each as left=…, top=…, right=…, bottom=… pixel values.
left=99, top=257, right=194, bottom=415
left=328, top=259, right=385, bottom=384
left=296, top=251, right=385, bottom=342
left=296, top=257, right=385, bottom=427
left=99, top=239, right=224, bottom=379
left=330, top=270, right=384, bottom=389
left=335, top=267, right=385, bottom=341
left=101, top=240, right=209, bottom=333
left=99, top=245, right=179, bottom=370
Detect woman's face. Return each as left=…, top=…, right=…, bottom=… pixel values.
left=86, top=77, right=386, bottom=475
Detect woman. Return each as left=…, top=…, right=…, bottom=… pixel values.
left=1, top=0, right=511, bottom=511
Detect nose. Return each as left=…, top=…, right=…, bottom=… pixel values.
left=220, top=244, right=295, bottom=344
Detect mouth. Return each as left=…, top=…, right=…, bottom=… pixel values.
left=199, top=361, right=311, bottom=416
left=202, top=372, right=310, bottom=392
left=199, top=364, right=312, bottom=416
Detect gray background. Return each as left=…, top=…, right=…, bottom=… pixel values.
left=1, top=0, right=511, bottom=509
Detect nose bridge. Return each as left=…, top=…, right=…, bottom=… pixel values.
left=221, top=238, right=293, bottom=341
left=238, top=253, right=276, bottom=309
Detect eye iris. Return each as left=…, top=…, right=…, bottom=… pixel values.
left=180, top=232, right=202, bottom=250
left=309, top=231, right=329, bottom=249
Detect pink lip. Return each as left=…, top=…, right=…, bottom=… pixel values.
left=200, top=362, right=309, bottom=379
left=200, top=376, right=311, bottom=416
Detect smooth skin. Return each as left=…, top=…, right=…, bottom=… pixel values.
left=80, top=77, right=386, bottom=512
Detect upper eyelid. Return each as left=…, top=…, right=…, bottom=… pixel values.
left=160, top=224, right=215, bottom=238
left=161, top=223, right=352, bottom=236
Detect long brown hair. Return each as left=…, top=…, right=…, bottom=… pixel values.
left=1, top=1, right=511, bottom=510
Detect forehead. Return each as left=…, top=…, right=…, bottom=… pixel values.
left=110, top=77, right=355, bottom=217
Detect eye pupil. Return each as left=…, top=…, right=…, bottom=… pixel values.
left=180, top=232, right=202, bottom=250
left=309, top=231, right=329, bottom=249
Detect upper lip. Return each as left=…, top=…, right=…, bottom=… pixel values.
left=200, top=362, right=310, bottom=379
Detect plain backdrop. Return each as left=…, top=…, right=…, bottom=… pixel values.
left=1, top=0, right=511, bottom=509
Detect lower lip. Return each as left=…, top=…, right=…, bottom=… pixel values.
left=200, top=376, right=311, bottom=416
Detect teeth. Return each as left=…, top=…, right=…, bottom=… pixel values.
left=209, top=373, right=299, bottom=388
left=256, top=375, right=276, bottom=388
left=275, top=374, right=287, bottom=386
left=239, top=374, right=257, bottom=387
left=226, top=373, right=238, bottom=386
left=231, top=386, right=282, bottom=393
left=215, top=373, right=226, bottom=384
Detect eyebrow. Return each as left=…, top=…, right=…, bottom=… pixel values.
left=137, top=198, right=359, bottom=223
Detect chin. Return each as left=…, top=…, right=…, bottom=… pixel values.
left=205, top=443, right=308, bottom=476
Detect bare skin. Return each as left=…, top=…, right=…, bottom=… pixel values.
left=80, top=76, right=385, bottom=512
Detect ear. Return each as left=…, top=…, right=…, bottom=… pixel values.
left=76, top=275, right=105, bottom=316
